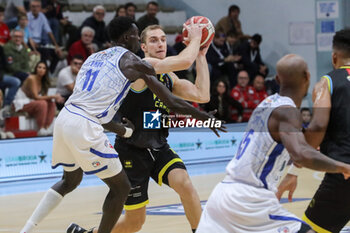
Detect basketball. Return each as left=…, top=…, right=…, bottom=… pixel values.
left=182, top=16, right=215, bottom=49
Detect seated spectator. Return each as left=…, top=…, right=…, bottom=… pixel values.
left=253, top=74, right=268, bottom=103
left=206, top=32, right=240, bottom=87
left=125, top=2, right=137, bottom=20
left=0, top=7, right=11, bottom=46
left=80, top=5, right=109, bottom=50
left=3, top=29, right=30, bottom=83
left=230, top=70, right=259, bottom=122
left=56, top=55, right=83, bottom=109
left=216, top=5, right=243, bottom=37
left=68, top=26, right=96, bottom=63
left=12, top=61, right=64, bottom=136
left=4, top=0, right=26, bottom=29
left=0, top=46, right=21, bottom=119
left=265, top=76, right=280, bottom=95
left=114, top=5, right=126, bottom=18
left=27, top=0, right=63, bottom=73
left=137, top=1, right=159, bottom=33
left=239, top=33, right=268, bottom=78
left=226, top=30, right=242, bottom=61
left=205, top=79, right=243, bottom=123
left=301, top=107, right=311, bottom=128
left=0, top=89, right=15, bottom=139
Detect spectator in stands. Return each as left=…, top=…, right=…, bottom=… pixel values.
left=206, top=32, right=240, bottom=87
left=230, top=70, right=259, bottom=122
left=67, top=26, right=96, bottom=63
left=265, top=76, right=280, bottom=95
left=80, top=5, right=109, bottom=50
left=12, top=61, right=64, bottom=136
left=114, top=5, right=126, bottom=18
left=3, top=29, right=30, bottom=83
left=226, top=30, right=242, bottom=61
left=216, top=5, right=243, bottom=37
left=41, top=0, right=64, bottom=45
left=239, top=33, right=268, bottom=78
left=301, top=107, right=311, bottom=128
left=253, top=74, right=268, bottom=103
left=205, top=79, right=242, bottom=123
left=27, top=0, right=63, bottom=73
left=4, top=0, right=26, bottom=29
left=0, top=45, right=21, bottom=120
left=125, top=2, right=137, bottom=20
left=0, top=7, right=11, bottom=46
left=56, top=55, right=83, bottom=110
left=137, top=1, right=159, bottom=33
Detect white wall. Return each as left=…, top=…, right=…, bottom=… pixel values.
left=183, top=0, right=317, bottom=93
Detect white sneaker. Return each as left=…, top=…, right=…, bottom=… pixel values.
left=5, top=131, right=15, bottom=139
left=37, top=128, right=48, bottom=136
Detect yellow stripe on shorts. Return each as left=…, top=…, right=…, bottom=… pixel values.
left=124, top=200, right=149, bottom=210
left=158, top=158, right=183, bottom=186
left=302, top=213, right=331, bottom=233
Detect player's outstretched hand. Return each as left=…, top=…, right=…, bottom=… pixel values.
left=207, top=110, right=227, bottom=137
left=276, top=174, right=298, bottom=202
left=183, top=17, right=204, bottom=42
left=122, top=117, right=135, bottom=131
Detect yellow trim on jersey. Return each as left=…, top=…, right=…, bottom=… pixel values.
left=340, top=66, right=350, bottom=69
left=158, top=158, right=183, bottom=186
left=124, top=200, right=149, bottom=210
left=321, top=75, right=332, bottom=94
left=130, top=86, right=148, bottom=93
left=302, top=214, right=331, bottom=233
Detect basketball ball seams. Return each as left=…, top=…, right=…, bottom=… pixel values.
left=182, top=16, right=215, bottom=49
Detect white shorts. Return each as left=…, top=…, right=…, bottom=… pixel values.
left=197, top=180, right=305, bottom=233
left=52, top=105, right=122, bottom=179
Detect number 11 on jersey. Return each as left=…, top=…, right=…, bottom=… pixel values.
left=82, top=69, right=100, bottom=91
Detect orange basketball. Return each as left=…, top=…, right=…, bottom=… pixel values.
left=182, top=16, right=215, bottom=49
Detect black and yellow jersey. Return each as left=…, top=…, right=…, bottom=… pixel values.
left=320, top=66, right=350, bottom=163
left=116, top=73, right=173, bottom=149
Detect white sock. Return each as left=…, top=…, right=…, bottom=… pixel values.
left=20, top=188, right=63, bottom=233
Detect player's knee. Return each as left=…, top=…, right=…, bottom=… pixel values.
left=60, top=170, right=83, bottom=193
left=107, top=170, right=131, bottom=198
left=173, top=176, right=194, bottom=196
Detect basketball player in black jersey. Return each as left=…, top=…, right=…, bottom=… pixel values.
left=277, top=29, right=350, bottom=232
left=69, top=24, right=216, bottom=233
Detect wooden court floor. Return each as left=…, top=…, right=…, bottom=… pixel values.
left=0, top=169, right=331, bottom=232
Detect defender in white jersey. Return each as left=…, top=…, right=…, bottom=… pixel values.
left=197, top=54, right=350, bottom=233
left=21, top=17, right=218, bottom=233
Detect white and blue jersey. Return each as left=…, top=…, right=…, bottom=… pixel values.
left=66, top=46, right=131, bottom=124
left=226, top=93, right=296, bottom=193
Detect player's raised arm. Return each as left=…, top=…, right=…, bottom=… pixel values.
left=303, top=77, right=331, bottom=148
left=270, top=106, right=350, bottom=176
left=120, top=52, right=218, bottom=122
left=143, top=21, right=202, bottom=74
left=171, top=46, right=210, bottom=103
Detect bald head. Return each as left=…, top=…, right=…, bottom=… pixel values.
left=276, top=54, right=308, bottom=87
left=276, top=54, right=310, bottom=96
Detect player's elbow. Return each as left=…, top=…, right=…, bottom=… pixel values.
left=196, top=95, right=210, bottom=104
left=181, top=58, right=193, bottom=70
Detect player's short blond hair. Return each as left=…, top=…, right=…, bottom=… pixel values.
left=140, top=25, right=163, bottom=44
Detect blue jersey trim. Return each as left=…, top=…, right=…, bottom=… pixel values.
left=64, top=106, right=100, bottom=125
left=90, top=148, right=119, bottom=158
left=52, top=163, right=75, bottom=169
left=84, top=165, right=108, bottom=175
left=259, top=143, right=284, bottom=189
left=269, top=214, right=308, bottom=225
left=322, top=75, right=333, bottom=95
left=96, top=80, right=131, bottom=119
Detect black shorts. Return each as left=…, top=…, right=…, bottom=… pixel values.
left=115, top=142, right=186, bottom=210
left=303, top=173, right=350, bottom=232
